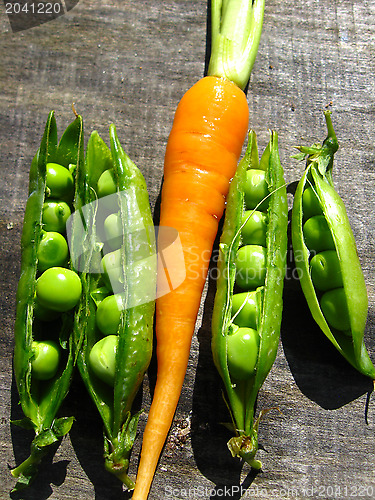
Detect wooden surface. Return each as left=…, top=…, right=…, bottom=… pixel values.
left=1, top=1, right=375, bottom=498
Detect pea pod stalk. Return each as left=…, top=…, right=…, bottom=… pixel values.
left=11, top=111, right=84, bottom=491
left=211, top=131, right=288, bottom=466
left=74, top=126, right=156, bottom=489
left=291, top=111, right=375, bottom=381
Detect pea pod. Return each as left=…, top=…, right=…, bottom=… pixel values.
left=73, top=125, right=156, bottom=488
left=291, top=111, right=375, bottom=380
left=11, top=111, right=84, bottom=491
left=211, top=131, right=288, bottom=467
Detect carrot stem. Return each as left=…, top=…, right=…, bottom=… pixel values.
left=208, top=0, right=265, bottom=89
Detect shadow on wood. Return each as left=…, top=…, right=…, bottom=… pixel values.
left=9, top=372, right=70, bottom=500
left=67, top=377, right=132, bottom=500
left=281, top=227, right=373, bottom=410
left=191, top=227, right=260, bottom=499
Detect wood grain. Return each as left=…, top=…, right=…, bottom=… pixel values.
left=1, top=1, right=374, bottom=498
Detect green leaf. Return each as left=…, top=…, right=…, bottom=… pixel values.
left=11, top=468, right=37, bottom=492
left=52, top=416, right=75, bottom=438
left=33, top=428, right=59, bottom=448
left=291, top=152, right=307, bottom=161
left=124, top=411, right=142, bottom=452
left=298, top=144, right=322, bottom=155
left=11, top=417, right=36, bottom=431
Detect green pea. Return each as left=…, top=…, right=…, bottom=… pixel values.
left=244, top=169, right=269, bottom=211
left=231, top=291, right=258, bottom=329
left=101, top=249, right=124, bottom=293
left=235, top=245, right=266, bottom=289
left=104, top=212, right=123, bottom=250
left=310, top=250, right=343, bottom=291
left=89, top=335, right=118, bottom=386
left=302, top=186, right=323, bottom=220
left=36, top=267, right=82, bottom=312
left=42, top=200, right=71, bottom=233
left=303, top=215, right=335, bottom=253
left=37, top=231, right=69, bottom=272
left=241, top=210, right=267, bottom=246
left=97, top=169, right=117, bottom=198
left=320, top=288, right=350, bottom=332
left=45, top=162, right=74, bottom=201
left=31, top=340, right=60, bottom=380
left=227, top=326, right=260, bottom=380
left=96, top=294, right=126, bottom=336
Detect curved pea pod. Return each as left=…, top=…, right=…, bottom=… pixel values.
left=291, top=111, right=375, bottom=381
left=211, top=130, right=288, bottom=468
left=72, top=125, right=156, bottom=489
left=11, top=111, right=84, bottom=491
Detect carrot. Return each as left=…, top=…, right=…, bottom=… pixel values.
left=132, top=2, right=265, bottom=497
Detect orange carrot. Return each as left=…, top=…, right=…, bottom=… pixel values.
left=133, top=76, right=248, bottom=498
left=133, top=2, right=265, bottom=497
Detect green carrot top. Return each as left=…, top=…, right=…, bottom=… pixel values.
left=207, top=0, right=265, bottom=90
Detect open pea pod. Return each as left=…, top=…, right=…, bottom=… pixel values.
left=211, top=130, right=288, bottom=467
left=11, top=111, right=84, bottom=491
left=72, top=125, right=156, bottom=489
left=291, top=111, right=375, bottom=381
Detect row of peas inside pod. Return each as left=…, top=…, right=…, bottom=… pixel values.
left=80, top=132, right=156, bottom=392
left=11, top=112, right=85, bottom=492
left=228, top=144, right=272, bottom=379
left=70, top=127, right=156, bottom=486
left=33, top=154, right=82, bottom=381
left=88, top=165, right=127, bottom=386
left=12, top=115, right=156, bottom=491
left=211, top=130, right=287, bottom=467
left=301, top=183, right=348, bottom=331
left=291, top=110, right=375, bottom=381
